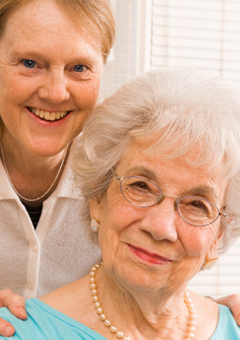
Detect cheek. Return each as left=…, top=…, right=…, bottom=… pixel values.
left=168, top=257, right=204, bottom=289
left=179, top=223, right=220, bottom=257
left=97, top=194, right=140, bottom=256
left=106, top=198, right=141, bottom=233
left=98, top=199, right=129, bottom=242
left=167, top=227, right=219, bottom=288
left=75, top=77, right=101, bottom=108
left=0, top=70, right=37, bottom=105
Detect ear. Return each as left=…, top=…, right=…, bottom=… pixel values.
left=204, top=229, right=223, bottom=263
left=90, top=197, right=102, bottom=223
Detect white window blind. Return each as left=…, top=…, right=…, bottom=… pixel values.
left=151, top=0, right=240, bottom=82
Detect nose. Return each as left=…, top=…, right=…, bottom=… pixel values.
left=141, top=197, right=178, bottom=242
left=38, top=68, right=70, bottom=103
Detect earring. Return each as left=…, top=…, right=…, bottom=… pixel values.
left=91, top=217, right=100, bottom=232
left=203, top=257, right=219, bottom=270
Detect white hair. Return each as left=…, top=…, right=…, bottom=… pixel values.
left=73, top=67, right=240, bottom=252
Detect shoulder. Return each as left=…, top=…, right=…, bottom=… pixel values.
left=0, top=298, right=106, bottom=340
left=183, top=292, right=240, bottom=339
left=189, top=291, right=240, bottom=339
left=40, top=277, right=92, bottom=319
left=211, top=305, right=240, bottom=339
left=0, top=299, right=62, bottom=339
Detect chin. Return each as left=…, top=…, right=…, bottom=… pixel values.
left=26, top=139, right=70, bottom=158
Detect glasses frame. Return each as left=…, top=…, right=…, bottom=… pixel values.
left=111, top=168, right=226, bottom=227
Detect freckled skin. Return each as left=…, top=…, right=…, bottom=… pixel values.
left=0, top=0, right=104, bottom=158
left=91, top=137, right=227, bottom=295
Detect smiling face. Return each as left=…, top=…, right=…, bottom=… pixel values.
left=0, top=0, right=104, bottom=157
left=90, top=137, right=227, bottom=294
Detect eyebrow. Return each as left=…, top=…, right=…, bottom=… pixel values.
left=126, top=166, right=159, bottom=182
left=125, top=166, right=219, bottom=202
left=183, top=187, right=218, bottom=201
left=10, top=49, right=98, bottom=65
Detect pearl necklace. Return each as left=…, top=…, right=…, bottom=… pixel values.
left=184, top=291, right=197, bottom=340
left=90, top=263, right=197, bottom=340
left=0, top=142, right=69, bottom=202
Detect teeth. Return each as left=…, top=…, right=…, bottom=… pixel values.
left=34, top=108, right=40, bottom=116
left=50, top=113, right=56, bottom=121
left=29, top=107, right=68, bottom=121
left=45, top=112, right=50, bottom=120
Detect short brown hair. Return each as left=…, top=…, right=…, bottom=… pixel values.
left=0, top=0, right=115, bottom=62
left=57, top=0, right=115, bottom=62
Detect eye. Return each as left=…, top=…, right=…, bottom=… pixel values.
left=123, top=179, right=151, bottom=205
left=120, top=176, right=162, bottom=207
left=179, top=197, right=213, bottom=217
left=124, top=177, right=160, bottom=196
left=127, top=180, right=151, bottom=192
left=23, top=59, right=36, bottom=68
left=190, top=200, right=208, bottom=211
left=73, top=65, right=87, bottom=72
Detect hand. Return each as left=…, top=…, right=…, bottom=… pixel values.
left=214, top=294, right=240, bottom=326
left=0, top=289, right=27, bottom=337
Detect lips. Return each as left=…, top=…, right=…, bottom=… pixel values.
left=128, top=244, right=173, bottom=265
left=28, top=107, right=70, bottom=121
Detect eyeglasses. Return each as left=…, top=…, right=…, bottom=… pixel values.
left=111, top=168, right=226, bottom=227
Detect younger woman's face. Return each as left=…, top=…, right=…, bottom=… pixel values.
left=0, top=0, right=104, bottom=157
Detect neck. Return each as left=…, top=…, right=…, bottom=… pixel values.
left=95, top=265, right=190, bottom=340
left=0, top=136, right=70, bottom=205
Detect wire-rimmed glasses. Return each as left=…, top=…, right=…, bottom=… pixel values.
left=111, top=168, right=226, bottom=227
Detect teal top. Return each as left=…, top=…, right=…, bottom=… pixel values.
left=0, top=299, right=239, bottom=339
left=0, top=299, right=106, bottom=340
left=211, top=303, right=240, bottom=339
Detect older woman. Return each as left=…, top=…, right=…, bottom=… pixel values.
left=0, top=0, right=114, bottom=336
left=0, top=68, right=239, bottom=339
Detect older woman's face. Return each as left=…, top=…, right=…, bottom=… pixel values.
left=0, top=0, right=104, bottom=156
left=91, top=138, right=227, bottom=293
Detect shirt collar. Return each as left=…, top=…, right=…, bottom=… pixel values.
left=0, top=159, right=18, bottom=199
left=50, top=146, right=81, bottom=200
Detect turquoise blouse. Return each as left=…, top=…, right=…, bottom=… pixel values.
left=0, top=298, right=239, bottom=339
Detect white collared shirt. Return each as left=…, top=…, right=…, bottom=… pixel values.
left=0, top=148, right=101, bottom=299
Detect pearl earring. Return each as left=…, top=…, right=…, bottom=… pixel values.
left=203, top=257, right=219, bottom=270
left=91, top=217, right=100, bottom=232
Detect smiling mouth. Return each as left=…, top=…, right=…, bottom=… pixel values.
left=28, top=107, right=71, bottom=121
left=128, top=244, right=173, bottom=264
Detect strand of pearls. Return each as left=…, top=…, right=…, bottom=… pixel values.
left=184, top=291, right=197, bottom=340
left=89, top=263, right=197, bottom=340
left=90, top=263, right=130, bottom=340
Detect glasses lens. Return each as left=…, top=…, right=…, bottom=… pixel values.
left=178, top=197, right=219, bottom=226
left=120, top=176, right=162, bottom=207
